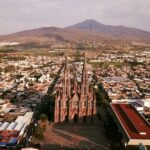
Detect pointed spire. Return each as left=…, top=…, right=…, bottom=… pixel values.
left=63, top=52, right=71, bottom=98
left=73, top=74, right=77, bottom=94
left=65, top=52, right=68, bottom=70
left=84, top=52, right=87, bottom=67
left=63, top=53, right=67, bottom=95
left=80, top=52, right=88, bottom=98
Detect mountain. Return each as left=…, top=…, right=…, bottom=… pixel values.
left=0, top=27, right=108, bottom=44
left=0, top=19, right=150, bottom=45
left=67, top=19, right=106, bottom=31
left=67, top=19, right=150, bottom=41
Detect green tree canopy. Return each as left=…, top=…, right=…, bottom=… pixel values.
left=40, top=113, right=48, bottom=122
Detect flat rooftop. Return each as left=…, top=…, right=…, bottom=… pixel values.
left=111, top=103, right=150, bottom=139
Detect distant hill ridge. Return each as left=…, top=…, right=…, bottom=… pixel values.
left=67, top=19, right=150, bottom=40
left=0, top=19, right=150, bottom=43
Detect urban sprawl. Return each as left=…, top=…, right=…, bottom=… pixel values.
left=0, top=49, right=149, bottom=150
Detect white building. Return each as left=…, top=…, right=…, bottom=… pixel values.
left=138, top=99, right=150, bottom=108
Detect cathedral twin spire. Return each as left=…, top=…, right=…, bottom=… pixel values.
left=63, top=53, right=70, bottom=98
left=81, top=53, right=88, bottom=98
left=63, top=53, right=88, bottom=99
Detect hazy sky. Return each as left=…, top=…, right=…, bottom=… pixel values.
left=0, top=0, right=150, bottom=35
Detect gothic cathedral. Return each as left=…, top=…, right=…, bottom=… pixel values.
left=54, top=54, right=96, bottom=123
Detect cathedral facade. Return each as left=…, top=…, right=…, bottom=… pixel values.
left=54, top=54, right=96, bottom=123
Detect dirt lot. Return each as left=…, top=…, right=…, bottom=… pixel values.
left=41, top=108, right=111, bottom=150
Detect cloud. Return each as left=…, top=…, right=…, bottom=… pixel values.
left=0, top=0, right=150, bottom=34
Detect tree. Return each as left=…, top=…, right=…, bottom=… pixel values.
left=0, top=67, right=3, bottom=72
left=74, top=50, right=81, bottom=62
left=34, top=73, right=42, bottom=82
left=40, top=113, right=48, bottom=122
left=34, top=124, right=44, bottom=140
left=4, top=65, right=15, bottom=73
